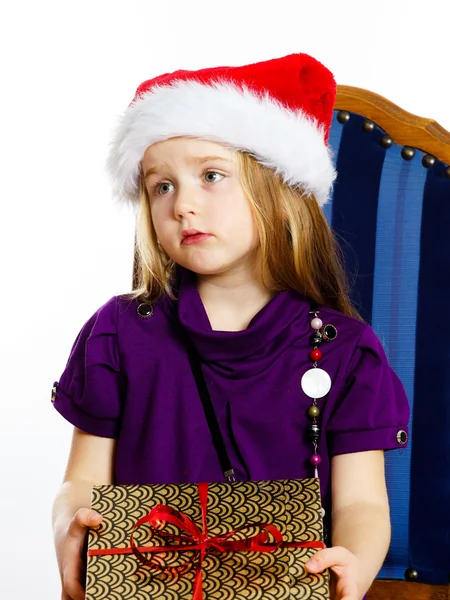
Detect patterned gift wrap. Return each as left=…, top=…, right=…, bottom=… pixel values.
left=86, top=478, right=330, bottom=599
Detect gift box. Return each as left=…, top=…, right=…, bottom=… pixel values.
left=86, top=478, right=330, bottom=599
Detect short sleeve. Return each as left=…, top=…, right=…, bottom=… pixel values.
left=327, top=324, right=410, bottom=456
left=51, top=296, right=124, bottom=438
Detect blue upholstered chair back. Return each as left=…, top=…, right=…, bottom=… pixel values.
left=327, top=110, right=450, bottom=585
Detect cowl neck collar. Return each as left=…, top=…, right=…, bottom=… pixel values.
left=171, top=268, right=311, bottom=375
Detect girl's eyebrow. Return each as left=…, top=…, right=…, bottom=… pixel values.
left=143, top=155, right=231, bottom=180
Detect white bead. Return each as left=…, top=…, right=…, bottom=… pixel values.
left=321, top=508, right=326, bottom=518
left=311, top=317, right=323, bottom=330
left=301, top=368, right=331, bottom=399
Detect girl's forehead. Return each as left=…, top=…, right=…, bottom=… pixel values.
left=143, top=137, right=235, bottom=162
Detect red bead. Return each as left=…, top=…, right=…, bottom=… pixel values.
left=309, top=348, right=323, bottom=361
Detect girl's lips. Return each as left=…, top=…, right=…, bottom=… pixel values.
left=181, top=233, right=213, bottom=245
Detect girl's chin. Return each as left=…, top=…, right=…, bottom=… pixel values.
left=178, top=260, right=234, bottom=276
left=171, top=251, right=255, bottom=276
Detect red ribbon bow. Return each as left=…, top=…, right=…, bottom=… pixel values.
left=88, top=482, right=325, bottom=600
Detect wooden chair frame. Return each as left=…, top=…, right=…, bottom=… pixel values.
left=335, top=86, right=449, bottom=600
left=336, top=85, right=450, bottom=165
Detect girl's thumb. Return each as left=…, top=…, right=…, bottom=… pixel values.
left=89, top=511, right=102, bottom=522
left=75, top=507, right=102, bottom=527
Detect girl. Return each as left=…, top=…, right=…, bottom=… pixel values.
left=51, top=52, right=410, bottom=600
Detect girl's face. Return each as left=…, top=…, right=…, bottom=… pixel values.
left=141, top=137, right=259, bottom=277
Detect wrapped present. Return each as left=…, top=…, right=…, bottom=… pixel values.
left=86, top=478, right=330, bottom=599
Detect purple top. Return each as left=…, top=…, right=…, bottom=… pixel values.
left=52, top=268, right=410, bottom=539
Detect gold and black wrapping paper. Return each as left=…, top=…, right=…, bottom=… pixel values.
left=86, top=478, right=330, bottom=599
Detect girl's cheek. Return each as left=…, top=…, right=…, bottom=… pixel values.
left=150, top=201, right=167, bottom=219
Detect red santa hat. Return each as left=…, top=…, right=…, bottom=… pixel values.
left=107, top=52, right=337, bottom=207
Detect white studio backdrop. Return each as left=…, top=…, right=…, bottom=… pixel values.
left=0, top=0, right=448, bottom=597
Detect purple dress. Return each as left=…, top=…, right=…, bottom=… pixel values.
left=52, top=267, right=410, bottom=540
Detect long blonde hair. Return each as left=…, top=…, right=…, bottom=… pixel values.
left=130, top=151, right=361, bottom=320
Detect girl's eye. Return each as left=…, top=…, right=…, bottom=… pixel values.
left=155, top=182, right=174, bottom=195
left=152, top=171, right=223, bottom=195
left=204, top=171, right=223, bottom=183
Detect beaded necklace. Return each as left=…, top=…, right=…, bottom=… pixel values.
left=301, top=304, right=337, bottom=478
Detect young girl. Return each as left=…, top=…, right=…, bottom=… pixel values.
left=51, top=52, right=410, bottom=600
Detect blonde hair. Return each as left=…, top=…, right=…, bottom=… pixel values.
left=129, top=151, right=361, bottom=320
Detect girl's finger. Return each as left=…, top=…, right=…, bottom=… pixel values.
left=305, top=546, right=352, bottom=572
left=63, top=576, right=85, bottom=600
left=62, top=554, right=86, bottom=600
left=335, top=575, right=359, bottom=600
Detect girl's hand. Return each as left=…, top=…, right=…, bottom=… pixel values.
left=55, top=508, right=103, bottom=600
left=305, top=546, right=363, bottom=600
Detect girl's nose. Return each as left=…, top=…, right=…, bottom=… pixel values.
left=173, top=185, right=198, bottom=219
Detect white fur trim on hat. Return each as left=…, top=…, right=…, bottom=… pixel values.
left=106, top=80, right=336, bottom=207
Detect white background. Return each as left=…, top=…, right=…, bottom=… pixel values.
left=1, top=1, right=448, bottom=597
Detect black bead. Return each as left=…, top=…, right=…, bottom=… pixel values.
left=380, top=134, right=393, bottom=148
left=401, top=146, right=415, bottom=161
left=321, top=324, right=338, bottom=342
left=337, top=110, right=350, bottom=124
left=445, top=166, right=450, bottom=179
left=404, top=567, right=418, bottom=581
left=308, top=424, right=320, bottom=442
left=137, top=303, right=154, bottom=318
left=310, top=332, right=323, bottom=346
left=422, top=154, right=435, bottom=168
left=363, top=119, right=375, bottom=132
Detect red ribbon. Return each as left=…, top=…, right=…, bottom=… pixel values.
left=88, top=482, right=325, bottom=600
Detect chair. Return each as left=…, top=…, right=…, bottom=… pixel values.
left=331, top=86, right=450, bottom=600
left=131, top=86, right=450, bottom=600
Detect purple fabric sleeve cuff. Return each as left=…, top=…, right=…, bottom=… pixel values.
left=52, top=384, right=119, bottom=439
left=329, top=425, right=409, bottom=456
